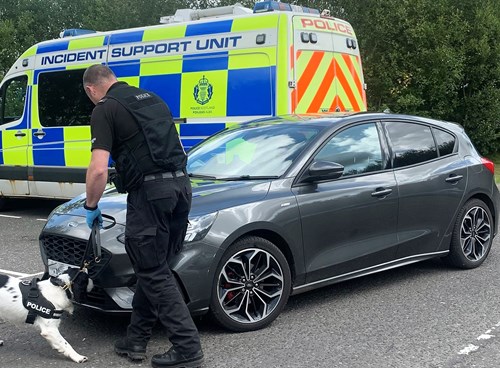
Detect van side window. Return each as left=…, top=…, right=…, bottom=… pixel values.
left=0, top=75, right=28, bottom=125
left=314, top=123, right=384, bottom=177
left=38, top=69, right=94, bottom=127
left=385, top=122, right=438, bottom=168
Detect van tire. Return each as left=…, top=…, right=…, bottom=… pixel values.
left=0, top=197, right=9, bottom=211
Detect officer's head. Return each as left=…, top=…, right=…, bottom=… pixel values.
left=83, top=64, right=118, bottom=105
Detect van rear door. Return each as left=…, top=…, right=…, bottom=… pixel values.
left=292, top=16, right=366, bottom=113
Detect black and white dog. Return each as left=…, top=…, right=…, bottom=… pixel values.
left=0, top=267, right=93, bottom=363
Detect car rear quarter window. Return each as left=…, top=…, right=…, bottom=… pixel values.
left=433, top=128, right=456, bottom=156
left=315, top=123, right=383, bottom=177
left=385, top=122, right=438, bottom=168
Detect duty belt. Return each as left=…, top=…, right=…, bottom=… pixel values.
left=143, top=170, right=185, bottom=181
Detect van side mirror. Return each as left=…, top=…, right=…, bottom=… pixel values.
left=301, top=161, right=344, bottom=183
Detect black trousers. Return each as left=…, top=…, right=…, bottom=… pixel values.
left=124, top=174, right=201, bottom=354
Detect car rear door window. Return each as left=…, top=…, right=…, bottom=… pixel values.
left=433, top=128, right=456, bottom=156
left=315, top=123, right=383, bottom=177
left=385, top=122, right=437, bottom=168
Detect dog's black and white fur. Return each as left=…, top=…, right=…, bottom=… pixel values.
left=0, top=268, right=93, bottom=363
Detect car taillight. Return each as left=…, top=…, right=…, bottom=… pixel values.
left=481, top=157, right=495, bottom=174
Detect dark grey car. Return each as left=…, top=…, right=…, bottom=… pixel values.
left=39, top=113, right=500, bottom=331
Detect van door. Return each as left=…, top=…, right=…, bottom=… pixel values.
left=31, top=68, right=94, bottom=198
left=0, top=74, right=30, bottom=196
left=292, top=16, right=336, bottom=114
left=292, top=16, right=366, bottom=113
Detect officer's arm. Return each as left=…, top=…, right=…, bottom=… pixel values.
left=85, top=149, right=110, bottom=208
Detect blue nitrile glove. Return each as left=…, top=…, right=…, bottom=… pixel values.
left=84, top=203, right=103, bottom=229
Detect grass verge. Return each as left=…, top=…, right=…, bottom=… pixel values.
left=490, top=153, right=500, bottom=184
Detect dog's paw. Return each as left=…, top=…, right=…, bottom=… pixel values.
left=72, top=354, right=88, bottom=363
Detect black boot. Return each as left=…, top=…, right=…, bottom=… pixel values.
left=151, top=346, right=204, bottom=368
left=114, top=337, right=147, bottom=361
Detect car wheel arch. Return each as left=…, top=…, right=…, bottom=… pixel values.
left=467, top=192, right=497, bottom=232
left=218, top=226, right=298, bottom=284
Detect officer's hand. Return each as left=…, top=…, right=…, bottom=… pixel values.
left=84, top=204, right=103, bottom=229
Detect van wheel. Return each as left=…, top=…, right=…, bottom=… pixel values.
left=210, top=236, right=291, bottom=332
left=0, top=197, right=9, bottom=211
left=443, top=199, right=493, bottom=269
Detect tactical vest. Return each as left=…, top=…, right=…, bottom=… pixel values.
left=105, top=84, right=187, bottom=191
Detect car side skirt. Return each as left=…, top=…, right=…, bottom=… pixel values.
left=292, top=250, right=449, bottom=295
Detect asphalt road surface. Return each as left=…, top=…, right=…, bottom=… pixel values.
left=1, top=198, right=500, bottom=368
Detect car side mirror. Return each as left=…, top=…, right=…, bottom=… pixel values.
left=301, top=161, right=344, bottom=183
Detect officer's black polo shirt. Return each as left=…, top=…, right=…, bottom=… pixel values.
left=90, top=82, right=139, bottom=154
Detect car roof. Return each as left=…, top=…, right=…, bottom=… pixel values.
left=241, top=112, right=463, bottom=133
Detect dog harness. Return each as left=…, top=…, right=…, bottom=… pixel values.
left=19, top=278, right=67, bottom=324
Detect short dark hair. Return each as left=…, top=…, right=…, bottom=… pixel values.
left=83, top=64, right=116, bottom=86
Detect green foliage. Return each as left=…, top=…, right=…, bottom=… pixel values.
left=0, top=0, right=499, bottom=154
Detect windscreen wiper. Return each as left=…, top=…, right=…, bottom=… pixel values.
left=188, top=173, right=218, bottom=180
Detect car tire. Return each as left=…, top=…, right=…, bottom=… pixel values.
left=443, top=198, right=493, bottom=269
left=210, top=236, right=292, bottom=332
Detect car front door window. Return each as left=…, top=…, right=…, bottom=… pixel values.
left=315, top=123, right=384, bottom=177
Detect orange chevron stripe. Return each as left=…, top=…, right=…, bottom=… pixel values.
left=297, top=51, right=325, bottom=103
left=342, top=54, right=363, bottom=97
left=334, top=58, right=360, bottom=111
left=307, top=58, right=334, bottom=113
left=356, top=56, right=367, bottom=108
left=331, top=94, right=345, bottom=112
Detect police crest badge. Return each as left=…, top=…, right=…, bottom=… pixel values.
left=193, top=75, right=213, bottom=105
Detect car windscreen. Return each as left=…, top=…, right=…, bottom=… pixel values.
left=187, top=124, right=321, bottom=179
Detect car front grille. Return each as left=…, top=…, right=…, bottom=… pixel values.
left=40, top=233, right=111, bottom=279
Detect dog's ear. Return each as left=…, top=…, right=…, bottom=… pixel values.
left=71, top=270, right=92, bottom=302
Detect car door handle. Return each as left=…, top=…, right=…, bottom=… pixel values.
left=445, top=174, right=463, bottom=184
left=371, top=188, right=393, bottom=198
left=15, top=130, right=26, bottom=137
left=33, top=130, right=46, bottom=137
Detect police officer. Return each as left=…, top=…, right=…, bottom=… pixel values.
left=82, top=64, right=203, bottom=368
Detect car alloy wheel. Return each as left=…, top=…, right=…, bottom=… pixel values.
left=444, top=199, right=493, bottom=269
left=460, top=205, right=491, bottom=262
left=210, top=236, right=291, bottom=331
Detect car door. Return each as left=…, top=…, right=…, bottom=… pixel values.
left=383, top=120, right=467, bottom=257
left=292, top=122, right=399, bottom=283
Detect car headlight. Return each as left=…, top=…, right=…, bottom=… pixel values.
left=184, top=212, right=218, bottom=243
left=116, top=212, right=218, bottom=245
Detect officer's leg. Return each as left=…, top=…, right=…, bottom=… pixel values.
left=167, top=176, right=192, bottom=261
left=134, top=261, right=201, bottom=354
left=147, top=178, right=201, bottom=355
left=123, top=189, right=160, bottom=346
left=126, top=279, right=158, bottom=345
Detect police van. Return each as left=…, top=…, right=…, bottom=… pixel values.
left=0, top=1, right=366, bottom=207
